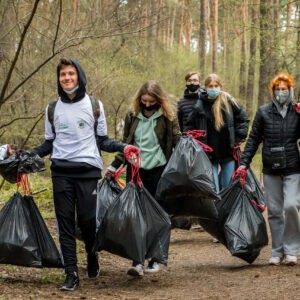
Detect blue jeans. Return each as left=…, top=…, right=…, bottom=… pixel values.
left=212, top=160, right=235, bottom=193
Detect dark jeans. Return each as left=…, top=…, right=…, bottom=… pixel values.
left=52, top=176, right=98, bottom=274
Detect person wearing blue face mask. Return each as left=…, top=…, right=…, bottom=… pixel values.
left=186, top=73, right=249, bottom=193
left=238, top=72, right=300, bottom=267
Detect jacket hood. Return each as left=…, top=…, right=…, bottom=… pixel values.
left=57, top=59, right=87, bottom=103
left=137, top=109, right=163, bottom=120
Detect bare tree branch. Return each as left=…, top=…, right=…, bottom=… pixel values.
left=52, top=0, right=62, bottom=54
left=0, top=0, right=40, bottom=107
left=21, top=113, right=45, bottom=149
left=0, top=113, right=43, bottom=130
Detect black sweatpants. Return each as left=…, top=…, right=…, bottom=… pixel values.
left=52, top=176, right=98, bottom=274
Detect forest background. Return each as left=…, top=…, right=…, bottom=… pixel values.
left=0, top=0, right=299, bottom=193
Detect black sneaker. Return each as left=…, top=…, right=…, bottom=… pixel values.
left=87, top=253, right=100, bottom=278
left=60, top=271, right=79, bottom=291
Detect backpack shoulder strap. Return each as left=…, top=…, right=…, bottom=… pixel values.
left=47, top=99, right=58, bottom=134
left=89, top=95, right=100, bottom=135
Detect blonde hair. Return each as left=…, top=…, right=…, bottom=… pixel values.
left=132, top=80, right=174, bottom=121
left=204, top=73, right=239, bottom=131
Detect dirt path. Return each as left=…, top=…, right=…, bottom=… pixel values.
left=0, top=224, right=300, bottom=300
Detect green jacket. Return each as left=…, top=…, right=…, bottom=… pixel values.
left=111, top=111, right=181, bottom=169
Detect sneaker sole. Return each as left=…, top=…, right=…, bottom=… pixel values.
left=269, top=262, right=280, bottom=266
left=127, top=268, right=143, bottom=277
left=60, top=284, right=79, bottom=291
left=285, top=261, right=297, bottom=266
left=144, top=268, right=160, bottom=273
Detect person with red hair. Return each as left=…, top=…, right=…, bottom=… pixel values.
left=239, top=72, right=300, bottom=266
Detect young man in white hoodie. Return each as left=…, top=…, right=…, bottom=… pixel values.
left=33, top=58, right=139, bottom=291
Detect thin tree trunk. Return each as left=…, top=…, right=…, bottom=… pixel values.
left=239, top=0, right=248, bottom=102
left=258, top=0, right=273, bottom=107
left=285, top=1, right=293, bottom=43
left=246, top=0, right=259, bottom=118
left=211, top=0, right=218, bottom=72
left=295, top=4, right=300, bottom=101
left=199, top=0, right=207, bottom=75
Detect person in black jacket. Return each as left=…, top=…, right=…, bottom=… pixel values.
left=239, top=72, right=300, bottom=266
left=176, top=71, right=207, bottom=231
left=177, top=71, right=206, bottom=133
left=32, top=58, right=139, bottom=291
left=186, top=73, right=249, bottom=193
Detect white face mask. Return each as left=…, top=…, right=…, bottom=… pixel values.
left=63, top=84, right=79, bottom=95
left=274, top=90, right=290, bottom=105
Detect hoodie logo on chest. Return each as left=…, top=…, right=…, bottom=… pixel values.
left=78, top=120, right=85, bottom=129
left=58, top=122, right=68, bottom=130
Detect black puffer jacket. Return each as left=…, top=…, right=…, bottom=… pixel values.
left=177, top=88, right=207, bottom=132
left=240, top=102, right=300, bottom=175
left=186, top=93, right=249, bottom=148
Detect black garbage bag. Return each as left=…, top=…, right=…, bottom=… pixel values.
left=96, top=176, right=122, bottom=232
left=244, top=168, right=266, bottom=212
left=156, top=135, right=219, bottom=219
left=170, top=216, right=192, bottom=230
left=0, top=192, right=62, bottom=268
left=92, top=176, right=122, bottom=245
left=25, top=195, right=63, bottom=268
left=0, top=193, right=41, bottom=267
left=0, top=150, right=45, bottom=183
left=17, top=151, right=45, bottom=174
left=94, top=182, right=147, bottom=263
left=138, top=185, right=171, bottom=265
left=199, top=181, right=242, bottom=245
left=224, top=187, right=269, bottom=264
left=0, top=154, right=20, bottom=183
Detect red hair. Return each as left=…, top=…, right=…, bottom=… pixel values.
left=269, top=72, right=295, bottom=93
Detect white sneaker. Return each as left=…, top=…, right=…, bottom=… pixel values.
left=145, top=261, right=160, bottom=273
left=284, top=255, right=297, bottom=266
left=269, top=256, right=282, bottom=266
left=212, top=238, right=220, bottom=243
left=127, top=264, right=144, bottom=277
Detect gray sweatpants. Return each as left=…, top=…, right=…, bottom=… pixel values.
left=263, top=173, right=300, bottom=257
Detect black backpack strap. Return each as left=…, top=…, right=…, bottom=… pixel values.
left=47, top=100, right=58, bottom=135
left=89, top=95, right=100, bottom=135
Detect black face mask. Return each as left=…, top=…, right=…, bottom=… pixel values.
left=140, top=103, right=160, bottom=111
left=186, top=84, right=200, bottom=93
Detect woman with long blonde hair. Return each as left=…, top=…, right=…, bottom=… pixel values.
left=107, top=80, right=181, bottom=276
left=186, top=73, right=249, bottom=193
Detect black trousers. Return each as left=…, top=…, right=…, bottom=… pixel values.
left=52, top=176, right=98, bottom=274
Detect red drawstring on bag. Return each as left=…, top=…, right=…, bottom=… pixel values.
left=185, top=130, right=213, bottom=153
left=232, top=168, right=247, bottom=186
left=232, top=143, right=242, bottom=166
left=16, top=173, right=30, bottom=195
left=114, top=167, right=126, bottom=189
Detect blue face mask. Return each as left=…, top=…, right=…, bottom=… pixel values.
left=63, top=84, right=79, bottom=95
left=207, top=88, right=221, bottom=99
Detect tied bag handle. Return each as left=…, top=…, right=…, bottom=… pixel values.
left=185, top=130, right=213, bottom=153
